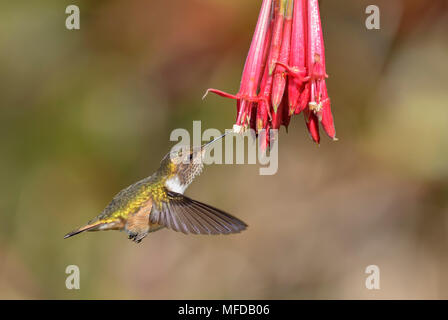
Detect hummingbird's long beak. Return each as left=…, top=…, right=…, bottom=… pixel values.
left=201, top=131, right=231, bottom=150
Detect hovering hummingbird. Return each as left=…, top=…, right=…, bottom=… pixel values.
left=64, top=133, right=247, bottom=243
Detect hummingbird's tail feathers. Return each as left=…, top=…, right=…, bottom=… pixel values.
left=64, top=220, right=123, bottom=239
left=64, top=222, right=102, bottom=239
left=150, top=191, right=247, bottom=235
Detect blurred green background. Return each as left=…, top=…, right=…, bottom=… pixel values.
left=0, top=0, right=447, bottom=299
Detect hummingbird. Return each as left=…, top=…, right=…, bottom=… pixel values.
left=64, top=133, right=247, bottom=243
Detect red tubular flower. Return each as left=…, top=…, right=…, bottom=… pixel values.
left=271, top=0, right=293, bottom=113
left=272, top=80, right=291, bottom=131
left=203, top=0, right=272, bottom=132
left=257, top=0, right=286, bottom=133
left=205, top=0, right=336, bottom=145
left=319, top=85, right=335, bottom=138
left=259, top=20, right=273, bottom=94
left=296, top=78, right=310, bottom=114
left=275, top=0, right=307, bottom=115
left=259, top=123, right=272, bottom=153
left=256, top=65, right=273, bottom=133
left=254, top=15, right=274, bottom=134
left=264, top=0, right=286, bottom=131
left=256, top=17, right=274, bottom=134
left=271, top=98, right=282, bottom=129
left=280, top=87, right=291, bottom=130
left=306, top=0, right=336, bottom=140
left=303, top=107, right=320, bottom=144
left=267, top=0, right=287, bottom=77
left=290, top=0, right=308, bottom=115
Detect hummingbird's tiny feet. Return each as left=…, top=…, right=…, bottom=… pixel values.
left=126, top=230, right=148, bottom=243
left=133, top=231, right=148, bottom=243
left=127, top=231, right=138, bottom=241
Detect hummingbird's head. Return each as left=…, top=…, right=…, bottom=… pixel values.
left=160, top=132, right=228, bottom=194
left=159, top=145, right=205, bottom=194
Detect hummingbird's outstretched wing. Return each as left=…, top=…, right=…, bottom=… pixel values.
left=150, top=191, right=247, bottom=235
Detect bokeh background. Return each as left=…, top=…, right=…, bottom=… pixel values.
left=1, top=0, right=447, bottom=299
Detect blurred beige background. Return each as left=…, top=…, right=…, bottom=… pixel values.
left=0, top=0, right=447, bottom=299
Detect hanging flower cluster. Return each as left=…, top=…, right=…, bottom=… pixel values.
left=204, top=0, right=336, bottom=148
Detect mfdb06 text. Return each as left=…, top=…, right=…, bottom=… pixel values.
left=222, top=304, right=270, bottom=315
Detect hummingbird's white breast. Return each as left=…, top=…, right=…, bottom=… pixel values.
left=165, top=176, right=188, bottom=194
